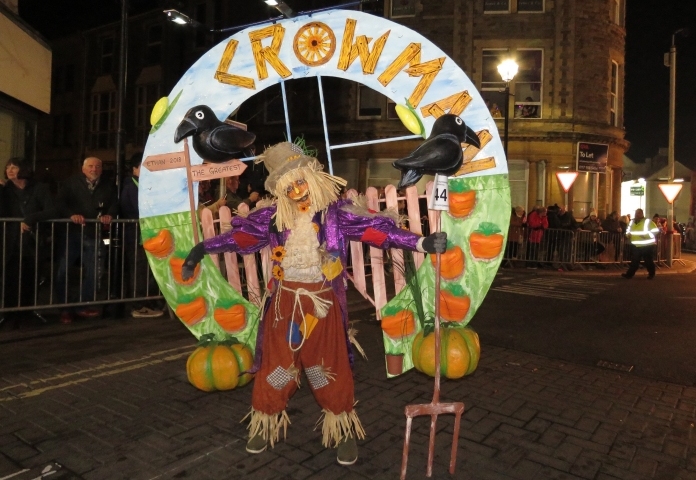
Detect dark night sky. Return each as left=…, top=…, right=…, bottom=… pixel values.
left=16, top=0, right=696, bottom=169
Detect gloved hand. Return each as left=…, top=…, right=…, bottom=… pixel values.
left=421, top=232, right=447, bottom=254
left=182, top=243, right=206, bottom=281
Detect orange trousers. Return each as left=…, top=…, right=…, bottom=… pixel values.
left=251, top=280, right=355, bottom=415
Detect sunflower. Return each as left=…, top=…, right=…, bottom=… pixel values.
left=271, top=246, right=286, bottom=262
left=272, top=265, right=285, bottom=281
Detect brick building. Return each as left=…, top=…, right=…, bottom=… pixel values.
left=36, top=0, right=627, bottom=218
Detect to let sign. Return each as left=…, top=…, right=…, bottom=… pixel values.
left=576, top=142, right=608, bottom=174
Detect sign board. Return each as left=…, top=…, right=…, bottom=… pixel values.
left=428, top=174, right=450, bottom=211
left=630, top=185, right=645, bottom=196
left=144, top=153, right=247, bottom=179
left=189, top=159, right=246, bottom=181
left=576, top=142, right=608, bottom=173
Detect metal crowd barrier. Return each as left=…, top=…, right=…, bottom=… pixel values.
left=502, top=227, right=681, bottom=269
left=0, top=218, right=163, bottom=314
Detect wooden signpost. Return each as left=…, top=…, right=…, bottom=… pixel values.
left=143, top=138, right=247, bottom=243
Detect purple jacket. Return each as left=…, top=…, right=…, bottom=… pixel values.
left=202, top=199, right=423, bottom=368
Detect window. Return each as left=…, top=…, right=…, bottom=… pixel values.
left=518, top=0, right=544, bottom=12
left=390, top=0, right=416, bottom=18
left=358, top=85, right=383, bottom=119
left=145, top=25, right=162, bottom=66
left=612, top=0, right=624, bottom=26
left=610, top=61, right=619, bottom=126
left=52, top=115, right=72, bottom=147
left=513, top=49, right=542, bottom=119
left=483, top=0, right=510, bottom=13
left=264, top=85, right=286, bottom=124
left=100, top=37, right=114, bottom=75
left=508, top=160, right=529, bottom=213
left=386, top=99, right=399, bottom=120
left=52, top=65, right=63, bottom=94
left=361, top=0, right=384, bottom=17
left=64, top=64, right=75, bottom=92
left=135, top=84, right=161, bottom=145
left=90, top=91, right=116, bottom=149
left=480, top=49, right=508, bottom=119
left=194, top=3, right=208, bottom=49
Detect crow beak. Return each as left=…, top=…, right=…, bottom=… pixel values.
left=463, top=126, right=481, bottom=149
left=174, top=117, right=197, bottom=143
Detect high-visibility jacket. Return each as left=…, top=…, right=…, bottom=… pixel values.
left=626, top=218, right=660, bottom=246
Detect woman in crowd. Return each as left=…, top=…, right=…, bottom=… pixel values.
left=0, top=158, right=56, bottom=327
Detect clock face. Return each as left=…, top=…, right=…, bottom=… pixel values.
left=139, top=9, right=511, bottom=376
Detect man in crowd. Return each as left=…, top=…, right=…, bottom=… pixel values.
left=55, top=157, right=118, bottom=323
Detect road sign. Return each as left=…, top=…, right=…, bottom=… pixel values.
left=630, top=185, right=644, bottom=196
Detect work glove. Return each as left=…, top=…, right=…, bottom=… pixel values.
left=421, top=232, right=447, bottom=254
left=182, top=243, right=206, bottom=281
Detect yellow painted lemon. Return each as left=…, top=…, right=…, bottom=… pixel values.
left=150, top=97, right=169, bottom=126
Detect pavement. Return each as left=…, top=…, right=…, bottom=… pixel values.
left=1, top=258, right=696, bottom=479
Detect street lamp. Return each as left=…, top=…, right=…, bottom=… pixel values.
left=497, top=59, right=518, bottom=157
left=264, top=0, right=295, bottom=18
left=665, top=27, right=689, bottom=267
left=164, top=9, right=203, bottom=28
left=556, top=170, right=579, bottom=210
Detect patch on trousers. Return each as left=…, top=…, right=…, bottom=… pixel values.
left=266, top=366, right=294, bottom=390
left=287, top=321, right=302, bottom=348
left=305, top=365, right=330, bottom=390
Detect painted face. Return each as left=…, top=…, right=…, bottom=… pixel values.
left=5, top=164, right=19, bottom=180
left=286, top=179, right=311, bottom=212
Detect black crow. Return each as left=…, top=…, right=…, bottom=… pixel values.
left=174, top=105, right=256, bottom=162
left=393, top=114, right=480, bottom=188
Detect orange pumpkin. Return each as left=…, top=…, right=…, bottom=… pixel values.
left=214, top=304, right=247, bottom=333
left=186, top=342, right=254, bottom=392
left=411, top=327, right=480, bottom=379
left=176, top=297, right=207, bottom=326
left=143, top=229, right=174, bottom=258
left=448, top=190, right=476, bottom=219
left=430, top=245, right=465, bottom=280
left=469, top=232, right=504, bottom=260
left=170, top=256, right=200, bottom=285
left=439, top=289, right=471, bottom=322
left=381, top=309, right=416, bottom=339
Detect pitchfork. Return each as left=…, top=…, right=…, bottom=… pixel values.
left=400, top=186, right=465, bottom=479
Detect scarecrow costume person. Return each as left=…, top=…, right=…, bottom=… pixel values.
left=182, top=142, right=447, bottom=465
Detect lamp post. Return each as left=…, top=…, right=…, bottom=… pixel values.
left=264, top=0, right=295, bottom=18
left=556, top=170, right=579, bottom=210
left=665, top=28, right=689, bottom=267
left=497, top=59, right=518, bottom=157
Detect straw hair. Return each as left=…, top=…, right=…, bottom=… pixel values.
left=271, top=161, right=347, bottom=232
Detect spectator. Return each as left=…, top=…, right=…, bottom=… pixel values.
left=120, top=152, right=163, bottom=318
left=555, top=205, right=579, bottom=265
left=684, top=217, right=696, bottom=250
left=526, top=206, right=548, bottom=268
left=0, top=158, right=56, bottom=327
left=580, top=210, right=605, bottom=260
left=602, top=211, right=622, bottom=261
left=505, top=206, right=525, bottom=262
left=224, top=175, right=253, bottom=211
left=198, top=180, right=226, bottom=219
left=55, top=157, right=118, bottom=323
left=545, top=204, right=561, bottom=265
left=619, top=215, right=629, bottom=234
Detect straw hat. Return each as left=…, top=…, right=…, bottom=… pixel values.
left=257, top=142, right=315, bottom=193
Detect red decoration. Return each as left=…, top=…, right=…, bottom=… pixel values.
left=360, top=227, right=388, bottom=247
left=232, top=232, right=259, bottom=249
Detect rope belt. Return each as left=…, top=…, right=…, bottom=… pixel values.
left=275, top=283, right=333, bottom=353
